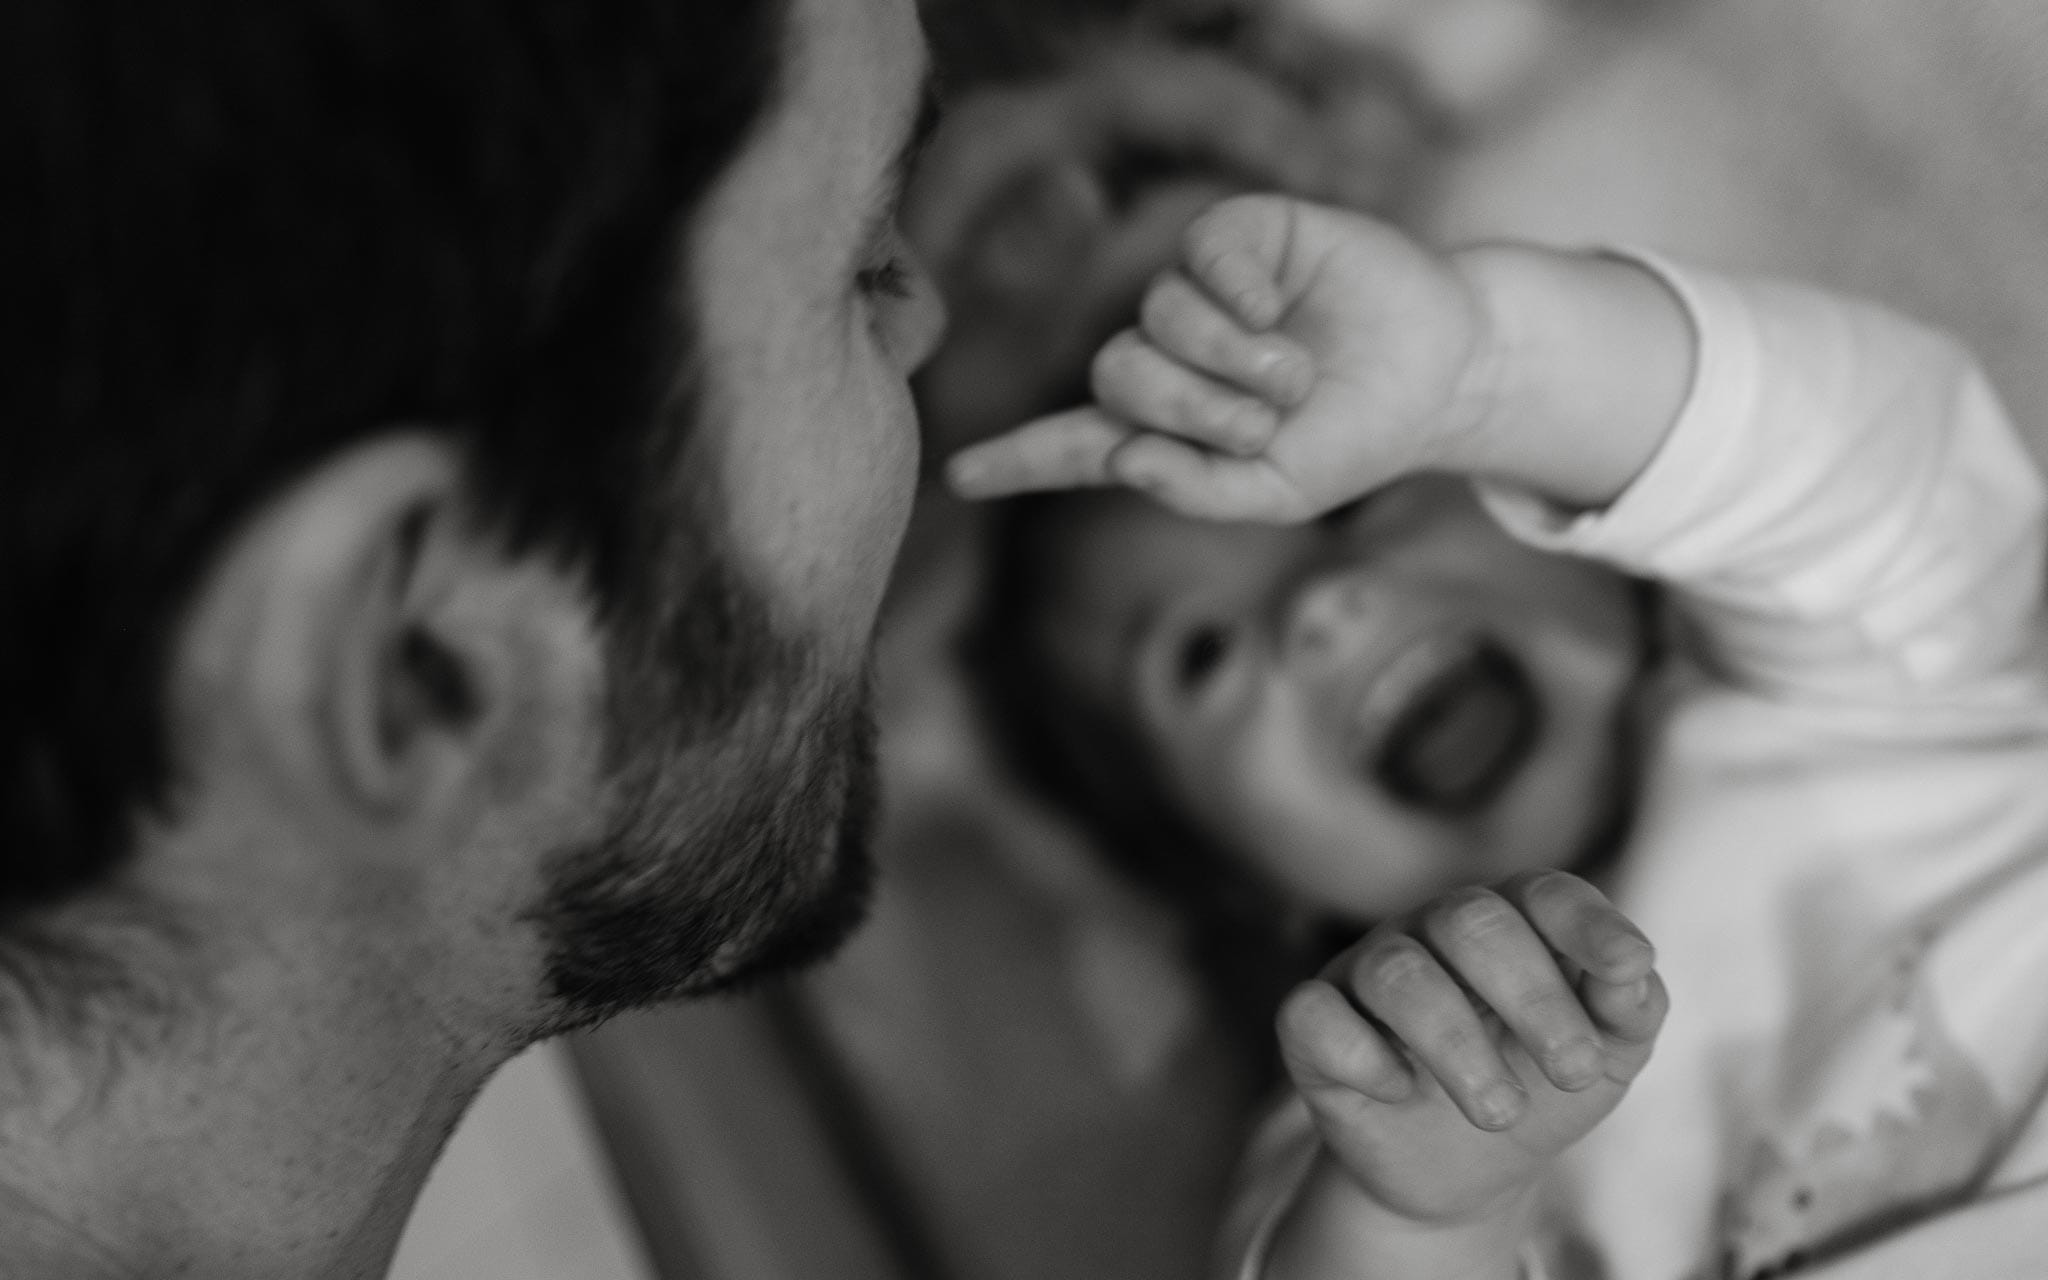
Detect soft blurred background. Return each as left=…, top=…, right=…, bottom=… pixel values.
left=387, top=0, right=2048, bottom=1275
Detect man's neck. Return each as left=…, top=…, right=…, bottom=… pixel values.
left=0, top=943, right=508, bottom=1279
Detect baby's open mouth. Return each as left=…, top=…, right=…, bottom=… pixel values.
left=1356, top=633, right=1542, bottom=814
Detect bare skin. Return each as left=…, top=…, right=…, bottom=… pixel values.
left=1266, top=872, right=1663, bottom=1280
left=0, top=0, right=945, bottom=1274
left=947, top=193, right=1693, bottom=520
left=953, top=191, right=1692, bottom=1277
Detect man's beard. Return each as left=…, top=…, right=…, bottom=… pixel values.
left=527, top=530, right=881, bottom=1032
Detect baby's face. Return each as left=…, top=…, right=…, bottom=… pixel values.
left=1036, top=480, right=1642, bottom=921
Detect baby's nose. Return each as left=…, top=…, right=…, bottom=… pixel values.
left=1282, top=568, right=1394, bottom=676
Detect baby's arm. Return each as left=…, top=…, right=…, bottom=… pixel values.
left=1254, top=872, right=1666, bottom=1280
left=954, top=193, right=2048, bottom=700
left=948, top=194, right=1694, bottom=523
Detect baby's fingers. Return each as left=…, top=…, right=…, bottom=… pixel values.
left=1582, top=969, right=1668, bottom=1070
left=1110, top=434, right=1317, bottom=522
left=1138, top=272, right=1314, bottom=408
left=1277, top=979, right=1415, bottom=1104
left=1497, top=870, right=1665, bottom=1070
left=1420, top=887, right=1606, bottom=1095
left=1499, top=870, right=1656, bottom=987
left=1092, top=329, right=1281, bottom=457
left=946, top=407, right=1135, bottom=499
left=1335, top=933, right=1528, bottom=1132
left=1182, top=194, right=1303, bottom=330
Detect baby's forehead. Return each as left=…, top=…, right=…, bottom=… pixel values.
left=1038, top=490, right=1242, bottom=575
left=1029, top=492, right=1306, bottom=626
left=1028, top=479, right=1489, bottom=629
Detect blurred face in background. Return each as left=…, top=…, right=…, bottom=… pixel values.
left=1023, top=482, right=1644, bottom=922
left=909, top=22, right=1642, bottom=925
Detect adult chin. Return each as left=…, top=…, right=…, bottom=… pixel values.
left=528, top=653, right=880, bottom=1033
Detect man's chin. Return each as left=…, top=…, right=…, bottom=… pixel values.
left=531, top=668, right=880, bottom=1029
left=687, top=807, right=876, bottom=998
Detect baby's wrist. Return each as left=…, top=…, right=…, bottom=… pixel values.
left=1441, top=243, right=1538, bottom=479
left=1443, top=242, right=1694, bottom=512
left=1269, top=1151, right=1537, bottom=1280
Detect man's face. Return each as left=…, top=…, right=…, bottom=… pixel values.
left=693, top=0, right=945, bottom=659
left=532, top=0, right=945, bottom=1023
left=1037, top=481, right=1642, bottom=922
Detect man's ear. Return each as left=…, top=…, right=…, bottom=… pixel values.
left=177, top=433, right=577, bottom=838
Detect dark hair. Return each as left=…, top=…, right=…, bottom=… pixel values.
left=961, top=492, right=1344, bottom=1056
left=0, top=0, right=790, bottom=904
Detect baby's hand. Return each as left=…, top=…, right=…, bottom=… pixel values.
left=1283, top=871, right=1665, bottom=1225
left=946, top=193, right=1497, bottom=522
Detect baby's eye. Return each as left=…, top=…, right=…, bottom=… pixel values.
left=1175, top=623, right=1235, bottom=694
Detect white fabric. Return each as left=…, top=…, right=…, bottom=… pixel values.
left=1224, top=256, right=2048, bottom=1279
